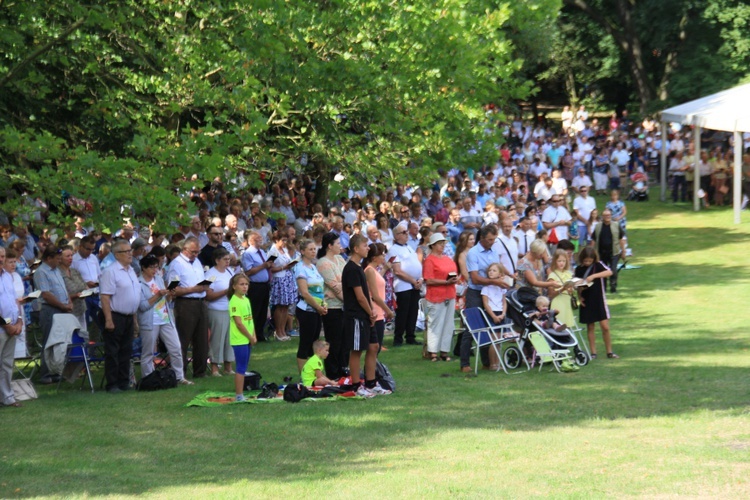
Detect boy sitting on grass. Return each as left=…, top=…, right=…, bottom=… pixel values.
left=301, top=340, right=338, bottom=387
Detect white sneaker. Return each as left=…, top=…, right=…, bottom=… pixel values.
left=178, top=378, right=195, bottom=385
left=235, top=394, right=247, bottom=402
left=369, top=383, right=392, bottom=396
left=356, top=386, right=375, bottom=398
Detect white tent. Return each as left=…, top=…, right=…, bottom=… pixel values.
left=659, top=82, right=750, bottom=223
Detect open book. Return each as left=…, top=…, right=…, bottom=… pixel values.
left=558, top=277, right=592, bottom=289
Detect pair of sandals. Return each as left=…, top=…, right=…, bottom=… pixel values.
left=590, top=353, right=619, bottom=359
left=274, top=333, right=292, bottom=342
left=429, top=354, right=452, bottom=362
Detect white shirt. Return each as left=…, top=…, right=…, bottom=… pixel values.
left=168, top=253, right=207, bottom=299
left=205, top=267, right=234, bottom=311
left=541, top=205, right=572, bottom=240
left=386, top=243, right=422, bottom=293
left=512, top=228, right=534, bottom=257
left=71, top=252, right=101, bottom=283
left=571, top=175, right=593, bottom=191
left=492, top=233, right=518, bottom=274
left=573, top=195, right=597, bottom=223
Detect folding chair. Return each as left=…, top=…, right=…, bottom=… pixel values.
left=57, top=331, right=98, bottom=393
left=460, top=307, right=526, bottom=374
left=527, top=331, right=572, bottom=373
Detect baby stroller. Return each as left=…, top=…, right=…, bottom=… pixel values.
left=627, top=171, right=649, bottom=201
left=506, top=287, right=589, bottom=371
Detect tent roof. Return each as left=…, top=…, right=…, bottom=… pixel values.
left=660, top=82, right=750, bottom=132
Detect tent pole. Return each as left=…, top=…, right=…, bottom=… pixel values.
left=660, top=121, right=667, bottom=201
left=693, top=124, right=701, bottom=211
left=734, top=131, right=742, bottom=224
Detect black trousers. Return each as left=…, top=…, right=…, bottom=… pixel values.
left=174, top=298, right=208, bottom=378
left=394, top=289, right=421, bottom=344
left=103, top=311, right=134, bottom=391
left=322, top=308, right=346, bottom=379
left=248, top=282, right=271, bottom=341
left=601, top=253, right=620, bottom=292
left=296, top=308, right=322, bottom=360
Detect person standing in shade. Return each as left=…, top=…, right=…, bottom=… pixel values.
left=0, top=247, right=23, bottom=407
left=205, top=247, right=235, bottom=376
left=71, top=235, right=103, bottom=333
left=342, top=234, right=391, bottom=397
left=316, top=232, right=348, bottom=379
left=386, top=223, right=423, bottom=347
left=241, top=231, right=273, bottom=342
left=169, top=237, right=211, bottom=379
left=99, top=239, right=141, bottom=393
left=294, top=239, right=328, bottom=372
left=34, top=244, right=73, bottom=384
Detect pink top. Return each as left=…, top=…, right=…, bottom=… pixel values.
left=367, top=265, right=387, bottom=321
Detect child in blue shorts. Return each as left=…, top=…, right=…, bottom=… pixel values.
left=228, top=274, right=257, bottom=401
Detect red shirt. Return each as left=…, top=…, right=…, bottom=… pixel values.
left=422, top=253, right=458, bottom=303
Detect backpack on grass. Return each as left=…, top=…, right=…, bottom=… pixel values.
left=137, top=369, right=177, bottom=391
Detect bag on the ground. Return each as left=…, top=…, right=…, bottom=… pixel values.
left=137, top=369, right=177, bottom=391
left=314, top=386, right=348, bottom=398
left=376, top=360, right=396, bottom=392
left=243, top=371, right=262, bottom=391
left=12, top=379, right=37, bottom=401
left=283, top=383, right=313, bottom=403
left=257, top=382, right=279, bottom=399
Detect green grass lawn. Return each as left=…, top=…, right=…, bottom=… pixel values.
left=3, top=198, right=750, bottom=498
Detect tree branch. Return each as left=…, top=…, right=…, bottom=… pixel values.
left=0, top=17, right=86, bottom=88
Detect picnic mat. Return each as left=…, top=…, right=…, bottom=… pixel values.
left=186, top=390, right=363, bottom=407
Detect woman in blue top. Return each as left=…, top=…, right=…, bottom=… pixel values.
left=294, top=239, right=328, bottom=372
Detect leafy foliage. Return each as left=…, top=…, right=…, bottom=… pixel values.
left=0, top=0, right=558, bottom=230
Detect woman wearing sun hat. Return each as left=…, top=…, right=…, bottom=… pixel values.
left=422, top=233, right=459, bottom=362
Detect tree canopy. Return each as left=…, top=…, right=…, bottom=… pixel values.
left=0, top=0, right=559, bottom=231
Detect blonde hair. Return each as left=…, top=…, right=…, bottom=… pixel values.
left=552, top=249, right=569, bottom=270
left=535, top=296, right=550, bottom=308
left=486, top=262, right=503, bottom=276
left=312, top=340, right=329, bottom=353
left=530, top=239, right=547, bottom=257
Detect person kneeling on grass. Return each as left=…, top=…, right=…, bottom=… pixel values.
left=301, top=340, right=339, bottom=387
left=228, top=274, right=257, bottom=402
left=342, top=234, right=392, bottom=398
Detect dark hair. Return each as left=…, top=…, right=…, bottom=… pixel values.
left=41, top=244, right=60, bottom=261
left=80, top=235, right=96, bottom=246
left=556, top=239, right=575, bottom=252
left=478, top=225, right=498, bottom=240
left=139, top=254, right=160, bottom=270
left=362, top=242, right=386, bottom=269
left=578, top=246, right=599, bottom=265
left=213, top=247, right=230, bottom=265
left=147, top=245, right=166, bottom=258
left=4, top=249, right=18, bottom=260
left=317, top=232, right=340, bottom=260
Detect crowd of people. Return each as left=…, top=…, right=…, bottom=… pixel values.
left=4, top=104, right=750, bottom=407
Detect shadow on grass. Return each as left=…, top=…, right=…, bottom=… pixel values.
left=4, top=335, right=750, bottom=497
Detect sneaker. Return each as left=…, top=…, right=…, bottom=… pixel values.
left=288, top=329, right=299, bottom=337
left=369, top=383, right=392, bottom=396
left=356, top=386, right=375, bottom=398
left=235, top=394, right=247, bottom=402
left=178, top=378, right=195, bottom=385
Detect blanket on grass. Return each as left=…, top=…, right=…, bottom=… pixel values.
left=186, top=390, right=363, bottom=407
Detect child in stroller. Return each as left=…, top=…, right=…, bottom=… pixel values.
left=528, top=296, right=567, bottom=334
left=627, top=171, right=649, bottom=201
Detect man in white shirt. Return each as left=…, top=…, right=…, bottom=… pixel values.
left=169, top=237, right=211, bottom=379
left=572, top=187, right=597, bottom=247
left=71, top=235, right=104, bottom=332
left=541, top=195, right=572, bottom=244
left=609, top=142, right=630, bottom=191
left=512, top=216, right=535, bottom=258
left=458, top=197, right=482, bottom=237
left=534, top=175, right=556, bottom=203
left=571, top=167, right=593, bottom=194
left=386, top=225, right=423, bottom=346
left=492, top=217, right=519, bottom=279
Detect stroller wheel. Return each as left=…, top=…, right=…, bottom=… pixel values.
left=574, top=348, right=589, bottom=366
left=504, top=346, right=522, bottom=370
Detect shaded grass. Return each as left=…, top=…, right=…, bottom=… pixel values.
left=2, top=199, right=750, bottom=498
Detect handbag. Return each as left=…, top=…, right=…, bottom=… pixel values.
left=548, top=227, right=559, bottom=244
left=12, top=379, right=38, bottom=401
left=570, top=295, right=579, bottom=310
